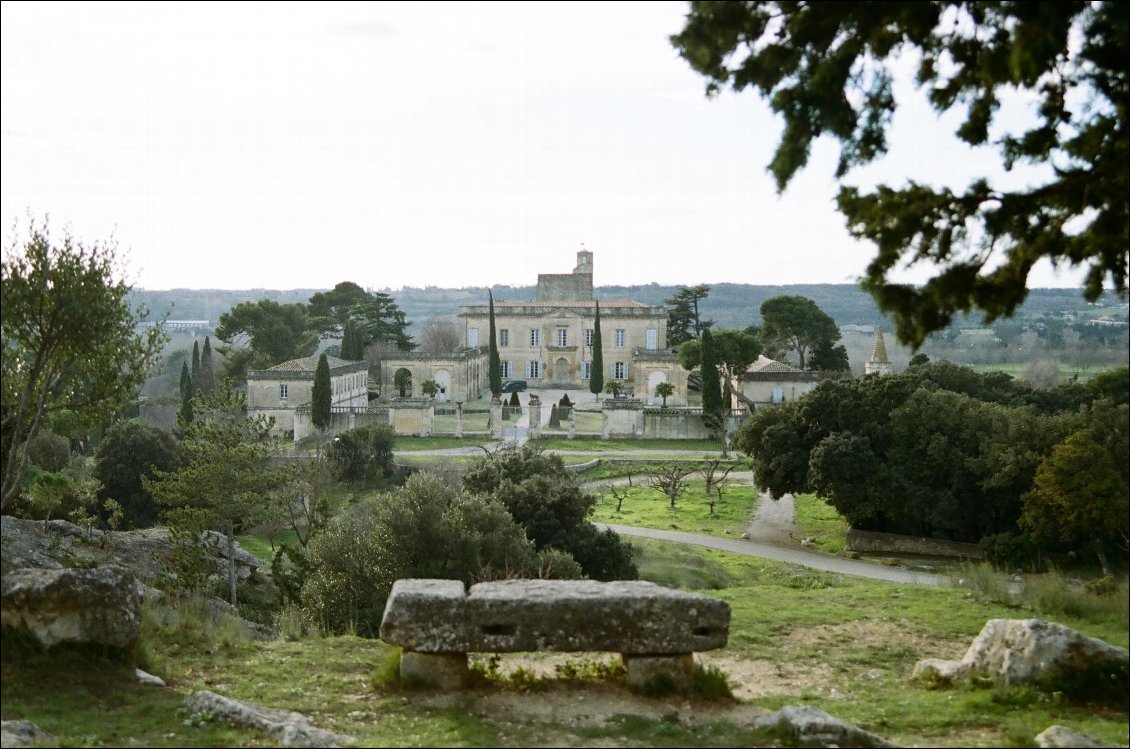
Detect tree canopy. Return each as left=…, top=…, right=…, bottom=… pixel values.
left=756, top=295, right=845, bottom=371
left=672, top=1, right=1129, bottom=347
left=214, top=299, right=319, bottom=367
left=312, top=353, right=332, bottom=431
left=665, top=284, right=714, bottom=346
left=2, top=220, right=166, bottom=509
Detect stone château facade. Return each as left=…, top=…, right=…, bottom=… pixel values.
left=247, top=354, right=369, bottom=436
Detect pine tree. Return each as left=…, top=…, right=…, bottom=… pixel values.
left=701, top=328, right=722, bottom=421
left=199, top=336, right=216, bottom=394
left=589, top=300, right=604, bottom=397
left=312, top=353, right=332, bottom=431
left=488, top=290, right=502, bottom=396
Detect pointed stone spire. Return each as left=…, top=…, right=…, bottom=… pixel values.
left=865, top=329, right=892, bottom=376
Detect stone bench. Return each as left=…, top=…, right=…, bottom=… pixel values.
left=379, top=578, right=731, bottom=690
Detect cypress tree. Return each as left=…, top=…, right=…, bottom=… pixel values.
left=312, top=353, right=332, bottom=430
left=341, top=320, right=356, bottom=360
left=488, top=290, right=502, bottom=396
left=199, top=336, right=215, bottom=394
left=178, top=361, right=194, bottom=425
left=589, top=300, right=604, bottom=397
left=190, top=340, right=201, bottom=393
left=701, top=327, right=723, bottom=420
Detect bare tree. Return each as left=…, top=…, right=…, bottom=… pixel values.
left=417, top=316, right=461, bottom=354
left=650, top=464, right=695, bottom=509
left=701, top=460, right=738, bottom=514
left=608, top=484, right=631, bottom=513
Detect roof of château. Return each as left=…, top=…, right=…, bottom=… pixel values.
left=869, top=330, right=890, bottom=364
left=740, top=355, right=821, bottom=381
left=246, top=354, right=368, bottom=380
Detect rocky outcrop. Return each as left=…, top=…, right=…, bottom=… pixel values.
left=754, top=705, right=893, bottom=748
left=0, top=516, right=260, bottom=589
left=913, top=619, right=1129, bottom=692
left=1034, top=725, right=1124, bottom=748
left=1, top=564, right=141, bottom=650
left=0, top=720, right=56, bottom=748
left=380, top=578, right=730, bottom=654
left=184, top=691, right=355, bottom=748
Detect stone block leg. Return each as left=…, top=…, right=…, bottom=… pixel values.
left=623, top=653, right=694, bottom=691
left=399, top=651, right=469, bottom=689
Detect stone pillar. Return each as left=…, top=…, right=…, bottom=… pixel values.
left=567, top=406, right=576, bottom=440
left=527, top=394, right=541, bottom=439
left=400, top=651, right=469, bottom=690
left=421, top=400, right=434, bottom=437
left=622, top=653, right=694, bottom=691
left=490, top=397, right=502, bottom=440
left=454, top=402, right=463, bottom=439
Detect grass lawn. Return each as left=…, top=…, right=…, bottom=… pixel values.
left=533, top=437, right=726, bottom=453
left=792, top=493, right=850, bottom=554
left=589, top=480, right=759, bottom=537
left=4, top=539, right=1126, bottom=748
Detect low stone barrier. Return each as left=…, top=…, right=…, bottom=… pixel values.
left=380, top=579, right=731, bottom=690
left=846, top=528, right=982, bottom=559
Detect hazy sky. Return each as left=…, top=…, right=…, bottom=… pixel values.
left=2, top=1, right=1090, bottom=292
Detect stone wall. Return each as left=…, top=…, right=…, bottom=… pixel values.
left=293, top=406, right=390, bottom=443
left=846, top=528, right=983, bottom=559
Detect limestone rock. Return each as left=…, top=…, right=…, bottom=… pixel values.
left=911, top=657, right=970, bottom=684
left=380, top=579, right=730, bottom=655
left=0, top=720, right=56, bottom=747
left=1, top=564, right=141, bottom=650
left=1034, top=725, right=1123, bottom=748
left=754, top=705, right=893, bottom=748
left=135, top=668, right=166, bottom=686
left=184, top=690, right=354, bottom=748
left=961, top=619, right=1128, bottom=686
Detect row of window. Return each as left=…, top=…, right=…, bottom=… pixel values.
left=500, top=361, right=629, bottom=380
left=278, top=372, right=366, bottom=400
left=473, top=327, right=657, bottom=349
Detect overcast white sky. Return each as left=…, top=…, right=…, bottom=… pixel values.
left=2, top=1, right=1090, bottom=292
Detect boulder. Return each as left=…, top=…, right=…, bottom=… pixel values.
left=910, top=658, right=970, bottom=684
left=0, top=720, right=56, bottom=747
left=965, top=619, right=1127, bottom=686
left=754, top=705, right=893, bottom=748
left=1034, top=725, right=1124, bottom=748
left=380, top=579, right=730, bottom=654
left=1, top=564, right=141, bottom=650
left=184, top=691, right=354, bottom=748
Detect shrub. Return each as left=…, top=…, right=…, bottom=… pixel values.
left=94, top=420, right=183, bottom=528
left=326, top=424, right=396, bottom=484
left=28, top=429, right=71, bottom=472
left=301, top=473, right=546, bottom=637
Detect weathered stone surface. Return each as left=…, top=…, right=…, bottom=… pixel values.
left=400, top=651, right=469, bottom=690
left=911, top=657, right=970, bottom=684
left=381, top=579, right=730, bottom=655
left=0, top=719, right=56, bottom=747
left=754, top=705, right=894, bottom=748
left=623, top=653, right=694, bottom=691
left=135, top=668, right=166, bottom=686
left=960, top=619, right=1128, bottom=686
left=184, top=690, right=355, bottom=748
left=1, top=564, right=141, bottom=650
left=1034, top=725, right=1123, bottom=748
left=380, top=579, right=468, bottom=652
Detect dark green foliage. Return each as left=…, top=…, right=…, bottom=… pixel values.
left=352, top=291, right=415, bottom=352
left=461, top=446, right=637, bottom=581
left=178, top=361, right=194, bottom=426
left=699, top=328, right=722, bottom=419
left=735, top=361, right=1115, bottom=551
left=198, top=336, right=215, bottom=394
left=94, top=420, right=183, bottom=528
left=326, top=424, right=396, bottom=483
left=307, top=281, right=370, bottom=337
left=672, top=2, right=1129, bottom=347
left=1087, top=367, right=1129, bottom=405
left=214, top=299, right=319, bottom=366
left=27, top=429, right=71, bottom=472
left=758, top=296, right=844, bottom=370
left=339, top=319, right=363, bottom=360
left=908, top=353, right=930, bottom=367
left=301, top=473, right=545, bottom=636
left=190, top=341, right=200, bottom=392
left=665, top=284, right=713, bottom=347
left=488, top=291, right=502, bottom=396
left=312, top=354, right=331, bottom=431
left=589, top=301, right=604, bottom=396
left=679, top=328, right=760, bottom=406
left=271, top=543, right=311, bottom=606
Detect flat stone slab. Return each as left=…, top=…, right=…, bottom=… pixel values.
left=380, top=578, right=729, bottom=655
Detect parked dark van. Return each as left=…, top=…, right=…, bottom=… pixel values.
left=500, top=380, right=528, bottom=393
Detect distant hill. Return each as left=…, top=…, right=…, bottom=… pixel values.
left=131, top=284, right=1121, bottom=335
